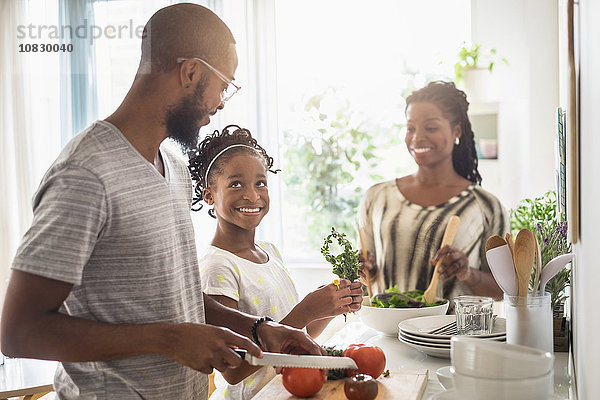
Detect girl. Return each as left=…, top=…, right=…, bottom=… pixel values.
left=189, top=125, right=363, bottom=399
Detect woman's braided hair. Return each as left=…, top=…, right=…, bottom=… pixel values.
left=188, top=124, right=278, bottom=213
left=405, top=81, right=482, bottom=185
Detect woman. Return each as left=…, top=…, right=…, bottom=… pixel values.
left=358, top=81, right=507, bottom=302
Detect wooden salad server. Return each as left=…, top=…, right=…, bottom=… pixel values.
left=514, top=228, right=536, bottom=300
left=423, top=215, right=461, bottom=304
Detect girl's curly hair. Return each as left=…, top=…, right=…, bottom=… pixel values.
left=405, top=81, right=482, bottom=185
left=188, top=124, right=279, bottom=213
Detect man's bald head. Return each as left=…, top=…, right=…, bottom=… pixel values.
left=140, top=3, right=235, bottom=74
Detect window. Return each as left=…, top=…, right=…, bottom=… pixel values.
left=70, top=0, right=472, bottom=263
left=275, top=0, right=471, bottom=264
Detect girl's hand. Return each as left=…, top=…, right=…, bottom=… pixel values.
left=347, top=280, right=363, bottom=312
left=432, top=245, right=470, bottom=281
left=302, top=279, right=362, bottom=320
left=358, top=250, right=377, bottom=285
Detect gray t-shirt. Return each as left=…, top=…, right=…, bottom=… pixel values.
left=11, top=121, right=207, bottom=399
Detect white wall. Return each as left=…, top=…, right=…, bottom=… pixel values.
left=471, top=0, right=559, bottom=210
left=571, top=0, right=600, bottom=397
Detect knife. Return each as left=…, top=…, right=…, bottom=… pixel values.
left=234, top=349, right=358, bottom=370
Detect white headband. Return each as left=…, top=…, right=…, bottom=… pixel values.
left=204, top=144, right=256, bottom=185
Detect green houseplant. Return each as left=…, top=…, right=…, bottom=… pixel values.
left=454, top=42, right=509, bottom=83
left=510, top=190, right=572, bottom=351
left=281, top=87, right=401, bottom=249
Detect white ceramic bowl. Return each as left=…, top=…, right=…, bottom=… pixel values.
left=451, top=336, right=554, bottom=379
left=436, top=366, right=454, bottom=390
left=358, top=296, right=449, bottom=336
left=451, top=367, right=554, bottom=400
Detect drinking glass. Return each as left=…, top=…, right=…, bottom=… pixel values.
left=454, top=295, right=494, bottom=335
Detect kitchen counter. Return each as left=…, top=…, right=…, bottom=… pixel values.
left=317, top=315, right=572, bottom=400
left=0, top=316, right=573, bottom=400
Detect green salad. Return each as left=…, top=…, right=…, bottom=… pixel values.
left=370, top=286, right=446, bottom=308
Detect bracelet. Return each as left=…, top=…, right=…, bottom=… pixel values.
left=251, top=316, right=273, bottom=347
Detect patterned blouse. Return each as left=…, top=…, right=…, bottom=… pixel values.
left=358, top=180, right=508, bottom=302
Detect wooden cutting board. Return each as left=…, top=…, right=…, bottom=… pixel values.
left=253, top=369, right=428, bottom=400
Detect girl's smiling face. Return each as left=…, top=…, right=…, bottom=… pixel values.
left=405, top=101, right=461, bottom=168
left=203, top=153, right=270, bottom=231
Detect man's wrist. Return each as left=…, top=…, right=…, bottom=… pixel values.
left=151, top=322, right=182, bottom=358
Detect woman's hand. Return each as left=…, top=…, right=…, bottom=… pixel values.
left=358, top=250, right=377, bottom=285
left=302, top=279, right=363, bottom=320
left=432, top=245, right=472, bottom=282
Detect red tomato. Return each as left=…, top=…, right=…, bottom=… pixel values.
left=281, top=367, right=326, bottom=398
left=343, top=344, right=386, bottom=378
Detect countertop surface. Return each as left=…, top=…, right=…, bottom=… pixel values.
left=317, top=314, right=572, bottom=400
left=0, top=314, right=573, bottom=400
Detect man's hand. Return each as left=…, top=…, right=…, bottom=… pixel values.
left=165, top=323, right=263, bottom=374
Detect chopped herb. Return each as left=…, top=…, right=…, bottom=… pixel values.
left=382, top=369, right=390, bottom=377
left=322, top=346, right=347, bottom=380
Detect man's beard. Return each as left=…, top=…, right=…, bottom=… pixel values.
left=165, top=77, right=210, bottom=152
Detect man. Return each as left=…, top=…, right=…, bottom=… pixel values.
left=1, top=4, right=330, bottom=399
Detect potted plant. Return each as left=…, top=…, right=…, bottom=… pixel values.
left=454, top=42, right=508, bottom=102
left=510, top=191, right=572, bottom=351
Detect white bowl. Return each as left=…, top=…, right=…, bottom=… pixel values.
left=436, top=366, right=454, bottom=390
left=358, top=296, right=449, bottom=336
left=451, top=367, right=554, bottom=400
left=451, top=336, right=554, bottom=379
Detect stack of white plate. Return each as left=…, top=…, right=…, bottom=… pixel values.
left=398, top=315, right=506, bottom=359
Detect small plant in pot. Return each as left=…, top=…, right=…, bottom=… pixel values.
left=453, top=42, right=508, bottom=102
left=454, top=42, right=509, bottom=82
left=510, top=191, right=572, bottom=351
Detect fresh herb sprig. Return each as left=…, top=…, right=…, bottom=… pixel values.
left=321, top=227, right=360, bottom=282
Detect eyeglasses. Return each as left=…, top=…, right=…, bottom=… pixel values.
left=176, top=57, right=241, bottom=102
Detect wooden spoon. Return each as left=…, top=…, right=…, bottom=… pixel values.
left=357, top=225, right=374, bottom=306
left=423, top=215, right=461, bottom=304
left=514, top=229, right=536, bottom=299
left=485, top=235, right=506, bottom=252
left=505, top=232, right=516, bottom=262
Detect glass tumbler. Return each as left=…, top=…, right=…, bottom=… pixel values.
left=454, top=295, right=494, bottom=335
